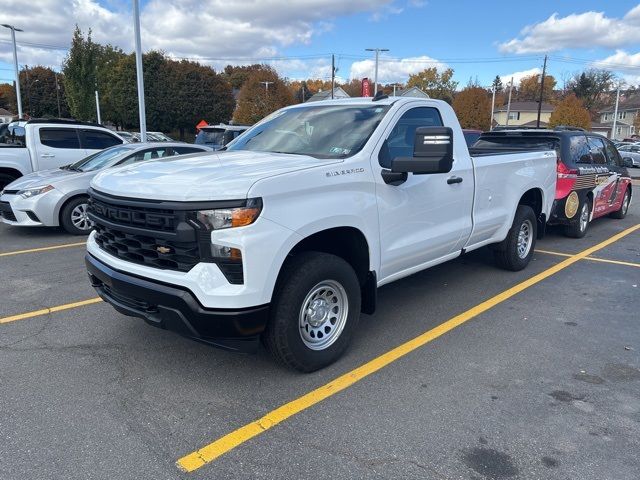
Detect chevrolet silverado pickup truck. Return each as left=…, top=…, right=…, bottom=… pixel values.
left=85, top=97, right=557, bottom=372
left=0, top=119, right=124, bottom=189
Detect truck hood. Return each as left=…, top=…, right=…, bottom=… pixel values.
left=91, top=150, right=336, bottom=201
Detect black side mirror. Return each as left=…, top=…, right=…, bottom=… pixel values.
left=391, top=127, right=454, bottom=174
left=622, top=157, right=634, bottom=168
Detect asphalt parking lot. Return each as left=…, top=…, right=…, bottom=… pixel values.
left=1, top=199, right=639, bottom=480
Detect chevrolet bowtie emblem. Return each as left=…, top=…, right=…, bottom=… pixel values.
left=156, top=246, right=172, bottom=254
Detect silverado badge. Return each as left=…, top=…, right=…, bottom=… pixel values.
left=156, top=246, right=172, bottom=254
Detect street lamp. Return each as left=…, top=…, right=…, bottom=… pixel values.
left=1, top=24, right=24, bottom=118
left=365, top=48, right=389, bottom=95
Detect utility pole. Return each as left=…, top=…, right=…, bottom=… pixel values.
left=261, top=81, right=274, bottom=93
left=95, top=89, right=102, bottom=124
left=490, top=85, right=496, bottom=131
left=365, top=48, right=389, bottom=95
left=2, top=24, right=23, bottom=118
left=536, top=55, right=547, bottom=128
left=331, top=54, right=335, bottom=99
left=132, top=0, right=147, bottom=142
left=612, top=83, right=621, bottom=140
left=54, top=73, right=61, bottom=117
left=505, top=77, right=514, bottom=127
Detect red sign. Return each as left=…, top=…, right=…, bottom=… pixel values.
left=196, top=120, right=209, bottom=131
left=361, top=78, right=371, bottom=97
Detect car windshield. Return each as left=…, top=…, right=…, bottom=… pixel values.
left=196, top=129, right=225, bottom=145
left=68, top=145, right=132, bottom=172
left=226, top=104, right=390, bottom=159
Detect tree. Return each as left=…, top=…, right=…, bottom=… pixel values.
left=223, top=64, right=270, bottom=90
left=0, top=83, right=17, bottom=113
left=288, top=80, right=313, bottom=103
left=491, top=75, right=503, bottom=93
left=19, top=66, right=70, bottom=118
left=62, top=26, right=104, bottom=121
left=406, top=67, right=458, bottom=103
left=452, top=86, right=492, bottom=131
left=548, top=94, right=591, bottom=130
left=517, top=74, right=556, bottom=102
left=233, top=67, right=294, bottom=124
left=342, top=78, right=365, bottom=97
left=568, top=69, right=615, bottom=111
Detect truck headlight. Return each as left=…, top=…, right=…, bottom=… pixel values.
left=195, top=198, right=262, bottom=230
left=18, top=185, right=54, bottom=199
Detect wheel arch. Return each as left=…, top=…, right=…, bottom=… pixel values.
left=57, top=192, right=90, bottom=226
left=517, top=187, right=545, bottom=238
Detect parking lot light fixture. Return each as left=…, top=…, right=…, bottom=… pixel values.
left=2, top=24, right=24, bottom=118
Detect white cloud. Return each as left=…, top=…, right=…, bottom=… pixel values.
left=498, top=67, right=541, bottom=86
left=349, top=55, right=447, bottom=83
left=0, top=0, right=393, bottom=70
left=592, top=50, right=640, bottom=85
left=499, top=4, right=640, bottom=54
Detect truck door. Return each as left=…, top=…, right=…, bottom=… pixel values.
left=374, top=106, right=474, bottom=281
left=34, top=127, right=85, bottom=170
left=79, top=128, right=123, bottom=155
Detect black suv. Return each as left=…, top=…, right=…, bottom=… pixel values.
left=474, top=128, right=633, bottom=238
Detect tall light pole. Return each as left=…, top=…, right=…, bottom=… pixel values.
left=2, top=24, right=24, bottom=118
left=505, top=77, right=514, bottom=127
left=490, top=85, right=496, bottom=131
left=365, top=48, right=389, bottom=95
left=54, top=73, right=61, bottom=117
left=261, top=81, right=274, bottom=93
left=132, top=0, right=147, bottom=142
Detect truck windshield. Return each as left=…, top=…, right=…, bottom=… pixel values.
left=196, top=129, right=226, bottom=146
left=226, top=105, right=390, bottom=159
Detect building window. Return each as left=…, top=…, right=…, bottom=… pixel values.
left=508, top=112, right=520, bottom=121
left=616, top=127, right=622, bottom=135
left=603, top=113, right=609, bottom=121
left=618, top=112, right=626, bottom=120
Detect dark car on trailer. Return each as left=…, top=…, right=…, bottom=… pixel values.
left=473, top=127, right=633, bottom=238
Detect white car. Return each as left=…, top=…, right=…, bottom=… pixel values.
left=85, top=97, right=557, bottom=371
left=0, top=119, right=125, bottom=190
left=617, top=144, right=640, bottom=167
left=0, top=142, right=209, bottom=234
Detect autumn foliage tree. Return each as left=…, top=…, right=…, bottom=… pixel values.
left=452, top=86, right=492, bottom=131
left=548, top=94, right=591, bottom=130
left=19, top=66, right=70, bottom=118
left=233, top=68, right=294, bottom=124
left=517, top=74, right=557, bottom=102
left=407, top=67, right=458, bottom=103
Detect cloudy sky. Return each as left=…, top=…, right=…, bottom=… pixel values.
left=1, top=0, right=640, bottom=87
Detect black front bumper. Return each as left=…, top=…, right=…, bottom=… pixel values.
left=86, top=254, right=268, bottom=353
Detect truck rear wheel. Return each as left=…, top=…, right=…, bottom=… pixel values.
left=564, top=198, right=591, bottom=238
left=493, top=205, right=537, bottom=271
left=264, top=252, right=361, bottom=372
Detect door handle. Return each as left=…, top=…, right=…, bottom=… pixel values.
left=41, top=153, right=55, bottom=158
left=447, top=176, right=463, bottom=184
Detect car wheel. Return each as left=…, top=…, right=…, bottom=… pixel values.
left=564, top=198, right=591, bottom=238
left=610, top=188, right=631, bottom=219
left=60, top=197, right=93, bottom=235
left=263, top=252, right=361, bottom=372
left=0, top=173, right=18, bottom=191
left=493, top=205, right=537, bottom=271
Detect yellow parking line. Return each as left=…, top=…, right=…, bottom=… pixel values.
left=176, top=224, right=640, bottom=473
left=0, top=298, right=102, bottom=324
left=0, top=242, right=86, bottom=257
left=536, top=249, right=640, bottom=268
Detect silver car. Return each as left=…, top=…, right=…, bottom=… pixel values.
left=0, top=142, right=210, bottom=234
left=617, top=144, right=640, bottom=167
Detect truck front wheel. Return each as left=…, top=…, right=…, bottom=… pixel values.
left=493, top=205, right=537, bottom=271
left=264, top=252, right=361, bottom=372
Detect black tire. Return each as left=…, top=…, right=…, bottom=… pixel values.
left=60, top=196, right=93, bottom=235
left=0, top=173, right=18, bottom=191
left=493, top=205, right=537, bottom=271
left=564, top=198, right=591, bottom=238
left=263, top=252, right=361, bottom=372
left=610, top=188, right=630, bottom=219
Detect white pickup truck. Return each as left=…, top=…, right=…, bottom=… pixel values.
left=85, top=97, right=557, bottom=371
left=0, top=119, right=124, bottom=189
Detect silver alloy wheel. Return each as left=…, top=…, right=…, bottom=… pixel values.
left=299, top=280, right=348, bottom=351
left=622, top=191, right=630, bottom=215
left=579, top=202, right=589, bottom=233
left=517, top=219, right=533, bottom=259
left=71, top=203, right=93, bottom=231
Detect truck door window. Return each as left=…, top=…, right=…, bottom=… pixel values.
left=379, top=107, right=443, bottom=168
left=39, top=128, right=81, bottom=149
left=569, top=135, right=592, bottom=164
left=7, top=125, right=26, bottom=147
left=80, top=129, right=122, bottom=149
left=587, top=136, right=607, bottom=165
